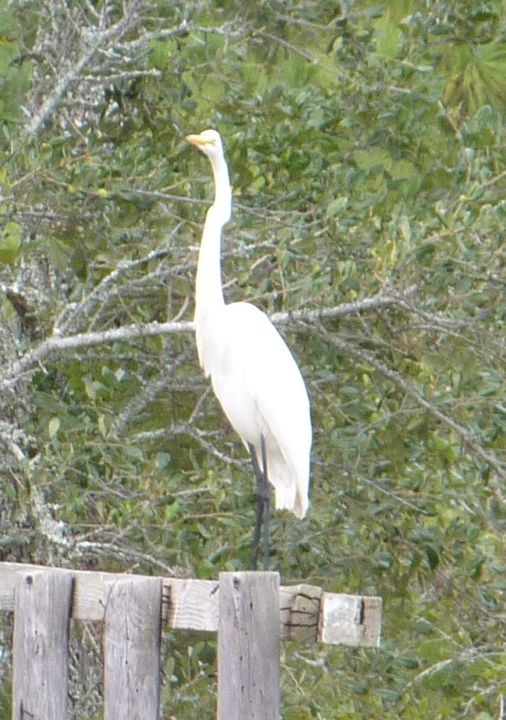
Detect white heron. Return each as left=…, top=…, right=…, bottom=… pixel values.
left=186, top=129, right=311, bottom=569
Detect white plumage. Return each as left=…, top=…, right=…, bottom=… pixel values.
left=187, top=129, right=311, bottom=519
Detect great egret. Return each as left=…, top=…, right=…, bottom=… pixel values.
left=186, top=129, right=311, bottom=569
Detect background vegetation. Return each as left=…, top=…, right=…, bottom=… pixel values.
left=0, top=0, right=504, bottom=717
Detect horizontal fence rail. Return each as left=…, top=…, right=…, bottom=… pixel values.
left=0, top=561, right=382, bottom=646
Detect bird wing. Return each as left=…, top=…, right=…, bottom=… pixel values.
left=208, top=302, right=311, bottom=517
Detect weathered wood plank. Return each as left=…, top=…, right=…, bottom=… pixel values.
left=12, top=570, right=73, bottom=720
left=218, top=572, right=280, bottom=720
left=0, top=562, right=220, bottom=624
left=320, top=593, right=383, bottom=648
left=164, top=577, right=219, bottom=631
left=0, top=562, right=127, bottom=620
left=103, top=576, right=162, bottom=720
left=360, top=596, right=383, bottom=648
left=0, top=562, right=382, bottom=646
left=280, top=583, right=322, bottom=642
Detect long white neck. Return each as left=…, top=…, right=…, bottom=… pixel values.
left=195, top=152, right=232, bottom=323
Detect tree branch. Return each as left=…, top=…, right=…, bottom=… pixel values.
left=1, top=290, right=415, bottom=391
left=113, top=354, right=190, bottom=435
left=1, top=320, right=192, bottom=392
left=53, top=230, right=182, bottom=336
left=315, top=324, right=506, bottom=483
left=271, top=287, right=416, bottom=325
left=25, top=0, right=144, bottom=135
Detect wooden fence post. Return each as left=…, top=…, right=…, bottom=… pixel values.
left=13, top=570, right=73, bottom=720
left=103, top=576, right=162, bottom=720
left=218, top=571, right=280, bottom=720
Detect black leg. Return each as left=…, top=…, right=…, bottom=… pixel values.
left=260, top=436, right=270, bottom=571
left=248, top=437, right=270, bottom=571
left=249, top=443, right=262, bottom=570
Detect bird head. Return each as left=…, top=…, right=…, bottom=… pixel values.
left=186, top=129, right=224, bottom=160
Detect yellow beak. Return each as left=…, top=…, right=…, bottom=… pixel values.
left=186, top=133, right=207, bottom=147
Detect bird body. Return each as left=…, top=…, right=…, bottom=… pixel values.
left=198, top=300, right=310, bottom=518
left=187, top=129, right=311, bottom=521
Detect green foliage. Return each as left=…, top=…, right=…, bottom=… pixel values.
left=442, top=41, right=506, bottom=112
left=0, top=222, right=21, bottom=264
left=0, top=3, right=31, bottom=124
left=0, top=1, right=505, bottom=718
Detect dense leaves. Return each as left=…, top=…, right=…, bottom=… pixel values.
left=0, top=0, right=505, bottom=718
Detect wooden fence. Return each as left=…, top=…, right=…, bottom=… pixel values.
left=0, top=562, right=382, bottom=719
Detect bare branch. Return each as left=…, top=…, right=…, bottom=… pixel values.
left=255, top=30, right=315, bottom=62
left=73, top=540, right=177, bottom=576
left=271, top=287, right=417, bottom=325
left=3, top=285, right=465, bottom=396
left=2, top=288, right=419, bottom=392
left=25, top=0, right=144, bottom=135
left=113, top=353, right=190, bottom=434
left=1, top=320, right=192, bottom=392
left=54, top=229, right=182, bottom=336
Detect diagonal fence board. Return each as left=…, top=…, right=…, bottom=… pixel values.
left=0, top=562, right=382, bottom=647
